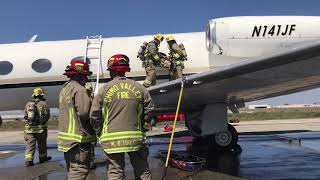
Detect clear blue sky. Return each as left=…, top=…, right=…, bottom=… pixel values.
left=1, top=0, right=320, bottom=43
left=1, top=0, right=320, bottom=105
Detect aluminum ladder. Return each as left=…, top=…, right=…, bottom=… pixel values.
left=84, top=35, right=103, bottom=95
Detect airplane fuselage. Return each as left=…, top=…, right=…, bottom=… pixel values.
left=2, top=16, right=320, bottom=110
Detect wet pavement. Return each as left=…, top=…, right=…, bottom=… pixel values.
left=1, top=131, right=320, bottom=180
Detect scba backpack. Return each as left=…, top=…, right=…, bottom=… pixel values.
left=26, top=101, right=40, bottom=125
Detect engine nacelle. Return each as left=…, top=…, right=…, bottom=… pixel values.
left=206, top=16, right=320, bottom=57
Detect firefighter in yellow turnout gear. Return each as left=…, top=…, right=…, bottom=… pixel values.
left=141, top=33, right=164, bottom=87
left=90, top=54, right=155, bottom=180
left=85, top=84, right=97, bottom=169
left=166, top=35, right=187, bottom=80
left=58, top=58, right=96, bottom=180
left=24, top=87, right=51, bottom=167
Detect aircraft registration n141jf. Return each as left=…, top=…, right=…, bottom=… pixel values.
left=1, top=16, right=320, bottom=151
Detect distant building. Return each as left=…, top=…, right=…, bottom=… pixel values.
left=248, top=104, right=271, bottom=109
left=275, top=104, right=320, bottom=108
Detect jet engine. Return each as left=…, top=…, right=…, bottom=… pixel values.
left=206, top=16, right=320, bottom=58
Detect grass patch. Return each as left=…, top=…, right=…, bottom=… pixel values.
left=0, top=118, right=59, bottom=131
left=229, top=108, right=320, bottom=121
left=1, top=108, right=320, bottom=131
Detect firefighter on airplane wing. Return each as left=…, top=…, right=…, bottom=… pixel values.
left=166, top=35, right=187, bottom=80
left=138, top=33, right=164, bottom=87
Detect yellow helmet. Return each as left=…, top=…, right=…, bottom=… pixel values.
left=166, top=35, right=175, bottom=42
left=154, top=33, right=164, bottom=42
left=32, top=88, right=44, bottom=97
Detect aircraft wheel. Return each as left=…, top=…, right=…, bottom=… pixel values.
left=212, top=124, right=238, bottom=151
left=185, top=116, right=202, bottom=137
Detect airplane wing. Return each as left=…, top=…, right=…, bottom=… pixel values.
left=149, top=41, right=320, bottom=111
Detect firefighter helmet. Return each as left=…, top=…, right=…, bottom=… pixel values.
left=32, top=88, right=45, bottom=97
left=63, top=58, right=92, bottom=76
left=107, top=54, right=130, bottom=72
left=154, top=33, right=164, bottom=42
left=166, top=35, right=175, bottom=42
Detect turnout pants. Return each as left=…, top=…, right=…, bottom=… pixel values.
left=64, top=143, right=92, bottom=180
left=24, top=129, right=48, bottom=162
left=105, top=145, right=151, bottom=180
left=143, top=63, right=156, bottom=88
left=169, top=65, right=183, bottom=81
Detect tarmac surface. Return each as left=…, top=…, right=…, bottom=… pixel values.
left=1, top=119, right=320, bottom=180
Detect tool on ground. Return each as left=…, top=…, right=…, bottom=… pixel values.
left=162, top=78, right=185, bottom=180
left=159, top=150, right=206, bottom=171
left=164, top=125, right=173, bottom=132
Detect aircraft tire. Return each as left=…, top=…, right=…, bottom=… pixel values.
left=212, top=124, right=238, bottom=151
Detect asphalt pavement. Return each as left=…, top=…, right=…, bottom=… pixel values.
left=0, top=119, right=320, bottom=180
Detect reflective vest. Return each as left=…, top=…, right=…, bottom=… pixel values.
left=58, top=86, right=96, bottom=152
left=99, top=80, right=146, bottom=154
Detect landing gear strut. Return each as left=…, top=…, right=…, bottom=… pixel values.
left=185, top=104, right=242, bottom=153
left=185, top=114, right=202, bottom=137
left=186, top=119, right=241, bottom=153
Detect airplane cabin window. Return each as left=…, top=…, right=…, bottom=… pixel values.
left=32, top=58, right=52, bottom=73
left=0, top=61, right=13, bottom=75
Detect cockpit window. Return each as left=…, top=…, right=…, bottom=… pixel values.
left=32, top=58, right=52, bottom=73
left=0, top=61, right=13, bottom=75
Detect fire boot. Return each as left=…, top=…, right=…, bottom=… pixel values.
left=39, top=156, right=52, bottom=163
left=25, top=161, right=34, bottom=167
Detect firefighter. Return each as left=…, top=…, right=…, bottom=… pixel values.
left=142, top=33, right=164, bottom=87
left=85, top=84, right=97, bottom=169
left=166, top=35, right=187, bottom=80
left=58, top=59, right=96, bottom=179
left=24, top=87, right=51, bottom=167
left=90, top=54, right=154, bottom=180
left=85, top=84, right=93, bottom=99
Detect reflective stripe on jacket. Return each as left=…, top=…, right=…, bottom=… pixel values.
left=58, top=80, right=96, bottom=152
left=144, top=41, right=160, bottom=63
left=169, top=43, right=184, bottom=61
left=90, top=77, right=154, bottom=154
left=100, top=105, right=145, bottom=154
left=24, top=124, right=47, bottom=133
left=24, top=99, right=50, bottom=134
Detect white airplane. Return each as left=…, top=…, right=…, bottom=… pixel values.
left=1, top=16, right=320, bottom=151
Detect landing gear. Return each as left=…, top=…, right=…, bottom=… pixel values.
left=211, top=124, right=239, bottom=152
left=185, top=104, right=241, bottom=153
left=185, top=114, right=202, bottom=137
